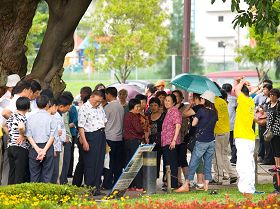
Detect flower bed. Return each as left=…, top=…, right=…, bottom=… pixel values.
left=0, top=183, right=279, bottom=208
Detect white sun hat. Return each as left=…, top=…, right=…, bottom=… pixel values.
left=6, top=74, right=20, bottom=87
left=200, top=90, right=216, bottom=104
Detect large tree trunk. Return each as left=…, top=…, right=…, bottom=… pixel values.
left=0, top=0, right=38, bottom=87
left=28, top=0, right=92, bottom=96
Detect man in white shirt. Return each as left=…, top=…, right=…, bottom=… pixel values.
left=78, top=90, right=107, bottom=196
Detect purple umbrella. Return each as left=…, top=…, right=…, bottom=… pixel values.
left=109, top=83, right=142, bottom=100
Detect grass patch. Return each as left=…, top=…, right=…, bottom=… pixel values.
left=0, top=183, right=278, bottom=208
left=120, top=184, right=276, bottom=205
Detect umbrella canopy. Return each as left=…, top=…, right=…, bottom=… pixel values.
left=109, top=83, right=142, bottom=100
left=171, top=73, right=221, bottom=96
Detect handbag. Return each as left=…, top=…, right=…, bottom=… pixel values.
left=263, top=127, right=274, bottom=142
left=254, top=110, right=267, bottom=126
left=186, top=135, right=196, bottom=152
left=263, top=103, right=278, bottom=142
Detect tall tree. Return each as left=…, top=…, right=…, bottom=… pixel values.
left=85, top=0, right=169, bottom=83
left=0, top=0, right=92, bottom=96
left=211, top=0, right=280, bottom=34
left=164, top=0, right=204, bottom=77
left=25, top=2, right=49, bottom=70
left=235, top=27, right=280, bottom=80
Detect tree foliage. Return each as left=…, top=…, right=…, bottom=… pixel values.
left=211, top=0, right=280, bottom=34
left=25, top=2, right=48, bottom=70
left=166, top=0, right=204, bottom=76
left=236, top=27, right=280, bottom=78
left=85, top=0, right=169, bottom=83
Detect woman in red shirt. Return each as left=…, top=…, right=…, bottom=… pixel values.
left=123, top=98, right=144, bottom=191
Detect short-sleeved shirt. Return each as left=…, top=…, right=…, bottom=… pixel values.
left=195, top=107, right=218, bottom=142
left=53, top=112, right=66, bottom=152
left=227, top=94, right=237, bottom=130
left=161, top=106, right=182, bottom=147
left=266, top=102, right=280, bottom=136
left=78, top=101, right=107, bottom=132
left=104, top=100, right=124, bottom=141
left=214, top=97, right=230, bottom=134
left=149, top=112, right=165, bottom=146
left=234, top=93, right=255, bottom=140
left=26, top=109, right=56, bottom=143
left=6, top=94, right=20, bottom=113
left=6, top=112, right=30, bottom=149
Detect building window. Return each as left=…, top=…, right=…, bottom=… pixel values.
left=218, top=41, right=225, bottom=48
left=218, top=16, right=224, bottom=22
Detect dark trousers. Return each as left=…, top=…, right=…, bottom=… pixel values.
left=51, top=152, right=60, bottom=184
left=258, top=125, right=266, bottom=159
left=72, top=140, right=84, bottom=186
left=153, top=145, right=163, bottom=178
left=60, top=142, right=71, bottom=184
left=124, top=139, right=142, bottom=189
left=102, top=140, right=124, bottom=189
left=162, top=145, right=178, bottom=188
left=83, top=130, right=106, bottom=188
left=68, top=135, right=77, bottom=177
left=260, top=125, right=274, bottom=164
left=229, top=131, right=237, bottom=163
left=7, top=146, right=29, bottom=184
left=29, top=144, right=54, bottom=183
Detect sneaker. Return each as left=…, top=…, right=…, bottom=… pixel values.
left=253, top=191, right=265, bottom=195
left=222, top=176, right=229, bottom=180
left=230, top=177, right=238, bottom=184
left=209, top=179, right=222, bottom=185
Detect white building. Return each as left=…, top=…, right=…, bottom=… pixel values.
left=194, top=0, right=249, bottom=71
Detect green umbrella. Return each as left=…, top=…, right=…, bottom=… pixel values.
left=170, top=73, right=222, bottom=96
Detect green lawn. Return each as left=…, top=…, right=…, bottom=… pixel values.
left=64, top=80, right=111, bottom=96
left=120, top=184, right=276, bottom=204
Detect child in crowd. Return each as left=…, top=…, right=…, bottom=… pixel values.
left=6, top=97, right=30, bottom=184
left=57, top=94, right=72, bottom=184
left=47, top=99, right=66, bottom=184
left=26, top=95, right=56, bottom=183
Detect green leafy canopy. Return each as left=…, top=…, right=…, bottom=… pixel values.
left=85, top=0, right=169, bottom=82
left=211, top=0, right=280, bottom=34
left=235, top=26, right=280, bottom=70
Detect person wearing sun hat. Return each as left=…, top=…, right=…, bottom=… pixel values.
left=155, top=80, right=165, bottom=91
left=1, top=74, right=21, bottom=101
left=176, top=90, right=218, bottom=192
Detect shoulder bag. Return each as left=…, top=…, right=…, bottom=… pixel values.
left=264, top=103, right=278, bottom=142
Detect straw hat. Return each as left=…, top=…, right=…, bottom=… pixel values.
left=155, top=80, right=165, bottom=87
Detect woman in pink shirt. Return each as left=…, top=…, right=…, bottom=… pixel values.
left=161, top=94, right=182, bottom=188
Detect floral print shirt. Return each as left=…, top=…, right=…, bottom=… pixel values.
left=78, top=101, right=107, bottom=132
left=161, top=106, right=182, bottom=147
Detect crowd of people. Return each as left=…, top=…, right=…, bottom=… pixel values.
left=0, top=74, right=279, bottom=195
